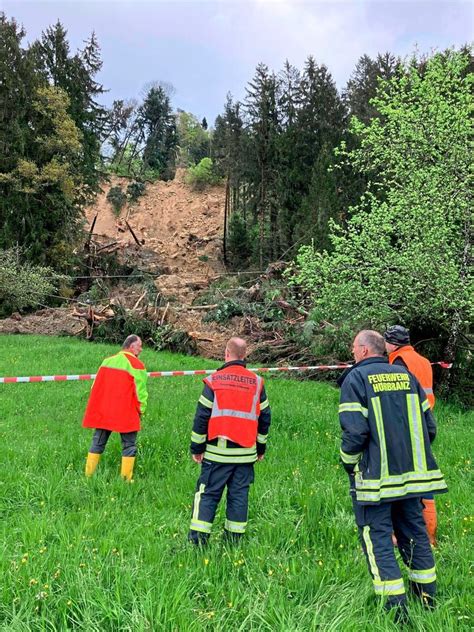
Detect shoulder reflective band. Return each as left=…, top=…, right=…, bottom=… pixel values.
left=0, top=361, right=452, bottom=384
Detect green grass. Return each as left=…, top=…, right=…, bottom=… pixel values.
left=0, top=335, right=472, bottom=631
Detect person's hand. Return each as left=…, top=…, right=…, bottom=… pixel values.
left=192, top=454, right=203, bottom=464
left=257, top=454, right=264, bottom=461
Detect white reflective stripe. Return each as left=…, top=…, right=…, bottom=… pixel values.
left=192, top=483, right=205, bottom=522
left=371, top=397, right=388, bottom=480
left=408, top=567, right=436, bottom=582
left=204, top=451, right=257, bottom=464
left=362, top=526, right=380, bottom=581
left=356, top=479, right=447, bottom=502
left=190, top=519, right=212, bottom=533
left=199, top=395, right=213, bottom=408
left=252, top=376, right=262, bottom=415
left=225, top=519, right=247, bottom=533
left=407, top=394, right=427, bottom=472
left=424, top=387, right=433, bottom=395
left=357, top=469, right=444, bottom=488
left=257, top=433, right=268, bottom=444
left=260, top=399, right=269, bottom=410
left=340, top=449, right=362, bottom=464
left=191, top=432, right=207, bottom=444
left=339, top=403, right=369, bottom=417
left=211, top=408, right=259, bottom=421
left=206, top=444, right=256, bottom=456
left=373, top=580, right=405, bottom=595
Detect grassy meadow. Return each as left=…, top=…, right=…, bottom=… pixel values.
left=0, top=335, right=472, bottom=631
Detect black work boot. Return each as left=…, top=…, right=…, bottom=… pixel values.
left=188, top=529, right=210, bottom=546
left=410, top=581, right=436, bottom=609
left=385, top=595, right=409, bottom=626
left=223, top=529, right=243, bottom=546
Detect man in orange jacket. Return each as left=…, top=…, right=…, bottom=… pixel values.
left=188, top=337, right=271, bottom=545
left=384, top=325, right=437, bottom=545
left=82, top=335, right=148, bottom=481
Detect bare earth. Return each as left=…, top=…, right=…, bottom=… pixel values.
left=0, top=171, right=239, bottom=358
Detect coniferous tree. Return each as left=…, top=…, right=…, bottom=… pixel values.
left=32, top=22, right=107, bottom=191
left=344, top=52, right=401, bottom=123
left=139, top=86, right=177, bottom=179
left=245, top=64, right=281, bottom=265
left=275, top=61, right=302, bottom=252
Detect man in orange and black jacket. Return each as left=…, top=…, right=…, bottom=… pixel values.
left=188, top=337, right=271, bottom=545
left=384, top=325, right=438, bottom=545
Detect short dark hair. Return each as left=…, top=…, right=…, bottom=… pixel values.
left=122, top=335, right=139, bottom=349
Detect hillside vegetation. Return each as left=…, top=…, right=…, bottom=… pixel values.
left=0, top=336, right=472, bottom=631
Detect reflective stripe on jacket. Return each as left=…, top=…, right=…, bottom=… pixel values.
left=339, top=357, right=447, bottom=505
left=204, top=365, right=263, bottom=448
left=190, top=360, right=271, bottom=463
left=389, top=345, right=435, bottom=409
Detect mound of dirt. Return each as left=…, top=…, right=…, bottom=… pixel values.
left=0, top=172, right=241, bottom=358
left=0, top=308, right=83, bottom=337
left=87, top=170, right=225, bottom=281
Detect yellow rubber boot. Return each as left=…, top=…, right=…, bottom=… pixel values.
left=121, top=456, right=136, bottom=482
left=85, top=452, right=101, bottom=477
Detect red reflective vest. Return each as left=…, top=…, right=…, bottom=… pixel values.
left=389, top=345, right=435, bottom=409
left=82, top=351, right=148, bottom=433
left=204, top=364, right=263, bottom=448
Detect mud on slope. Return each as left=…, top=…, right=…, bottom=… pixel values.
left=87, top=170, right=234, bottom=357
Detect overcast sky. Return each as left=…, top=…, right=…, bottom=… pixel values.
left=3, top=1, right=473, bottom=123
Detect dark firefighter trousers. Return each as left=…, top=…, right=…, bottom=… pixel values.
left=189, top=460, right=254, bottom=541
left=353, top=496, right=436, bottom=605
left=89, top=429, right=137, bottom=457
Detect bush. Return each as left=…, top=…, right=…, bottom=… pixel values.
left=93, top=306, right=197, bottom=355
left=106, top=186, right=127, bottom=215
left=0, top=248, right=66, bottom=316
left=127, top=181, right=146, bottom=202
left=185, top=158, right=219, bottom=190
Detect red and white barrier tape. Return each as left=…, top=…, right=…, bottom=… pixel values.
left=0, top=362, right=452, bottom=384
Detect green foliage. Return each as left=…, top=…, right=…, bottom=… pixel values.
left=0, top=15, right=107, bottom=270
left=289, top=50, right=473, bottom=397
left=126, top=180, right=146, bottom=202
left=106, top=185, right=127, bottom=216
left=0, top=334, right=472, bottom=630
left=204, top=299, right=244, bottom=323
left=94, top=306, right=196, bottom=355
left=0, top=248, right=65, bottom=316
left=140, top=86, right=177, bottom=180
left=176, top=110, right=210, bottom=167
left=185, top=157, right=220, bottom=190
left=226, top=212, right=251, bottom=269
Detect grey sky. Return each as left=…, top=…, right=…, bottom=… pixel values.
left=3, top=1, right=473, bottom=123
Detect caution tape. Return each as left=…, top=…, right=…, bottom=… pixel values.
left=0, top=361, right=452, bottom=384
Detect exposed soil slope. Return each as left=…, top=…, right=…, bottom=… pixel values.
left=0, top=171, right=233, bottom=358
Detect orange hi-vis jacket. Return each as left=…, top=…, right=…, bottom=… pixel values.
left=389, top=345, right=435, bottom=409
left=204, top=364, right=263, bottom=448
left=82, top=351, right=148, bottom=433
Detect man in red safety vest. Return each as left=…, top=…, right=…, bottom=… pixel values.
left=188, top=337, right=271, bottom=544
left=82, top=335, right=148, bottom=482
left=384, top=325, right=438, bottom=545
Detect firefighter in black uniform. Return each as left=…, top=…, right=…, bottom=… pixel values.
left=339, top=330, right=447, bottom=617
left=188, top=337, right=271, bottom=544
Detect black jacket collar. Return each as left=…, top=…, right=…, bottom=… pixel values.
left=336, top=356, right=387, bottom=387
left=217, top=360, right=247, bottom=371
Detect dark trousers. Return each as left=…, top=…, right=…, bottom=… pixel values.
left=189, top=461, right=254, bottom=542
left=89, top=429, right=137, bottom=457
left=353, top=497, right=436, bottom=606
